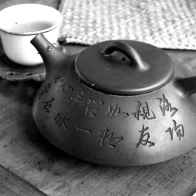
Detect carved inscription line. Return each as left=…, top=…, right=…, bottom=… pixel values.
left=46, top=73, right=185, bottom=149
left=85, top=99, right=104, bottom=118
left=43, top=97, right=55, bottom=113
left=96, top=127, right=124, bottom=149
left=132, top=101, right=156, bottom=120
left=157, top=94, right=178, bottom=117
left=67, top=91, right=85, bottom=108
left=61, top=81, right=85, bottom=109
left=38, top=82, right=52, bottom=100
left=54, top=73, right=66, bottom=84
left=76, top=127, right=92, bottom=134
left=53, top=111, right=124, bottom=149
left=38, top=73, right=67, bottom=101
left=165, top=120, right=184, bottom=141
left=54, top=111, right=93, bottom=135
left=106, top=103, right=129, bottom=119
left=136, top=124, right=155, bottom=148
left=157, top=94, right=184, bottom=141
left=54, top=111, right=69, bottom=130
left=61, top=83, right=73, bottom=95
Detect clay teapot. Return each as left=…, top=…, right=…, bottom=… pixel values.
left=31, top=34, right=196, bottom=166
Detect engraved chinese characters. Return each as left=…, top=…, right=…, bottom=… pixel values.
left=157, top=94, right=184, bottom=141
left=136, top=125, right=155, bottom=148
left=38, top=73, right=124, bottom=150
left=96, top=127, right=123, bottom=149
left=132, top=101, right=156, bottom=120
left=134, top=95, right=183, bottom=148
left=38, top=72, right=184, bottom=152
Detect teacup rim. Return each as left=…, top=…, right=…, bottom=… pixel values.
left=0, top=25, right=58, bottom=36
left=0, top=3, right=62, bottom=36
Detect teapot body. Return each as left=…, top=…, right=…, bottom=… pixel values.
left=33, top=59, right=196, bottom=166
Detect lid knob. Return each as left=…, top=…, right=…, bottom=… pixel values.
left=102, top=41, right=149, bottom=71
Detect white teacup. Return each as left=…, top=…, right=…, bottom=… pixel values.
left=0, top=4, right=62, bottom=66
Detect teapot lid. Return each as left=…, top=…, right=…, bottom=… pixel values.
left=74, top=40, right=174, bottom=95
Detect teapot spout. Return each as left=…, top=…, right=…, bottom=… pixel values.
left=31, top=34, right=68, bottom=75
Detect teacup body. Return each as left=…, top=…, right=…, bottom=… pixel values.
left=0, top=4, right=62, bottom=66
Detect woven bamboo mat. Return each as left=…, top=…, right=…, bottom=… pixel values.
left=58, top=0, right=196, bottom=50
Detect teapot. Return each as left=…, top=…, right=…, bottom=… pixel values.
left=31, top=34, right=196, bottom=166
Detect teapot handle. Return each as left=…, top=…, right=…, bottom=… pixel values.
left=102, top=41, right=149, bottom=71
left=176, top=76, right=196, bottom=97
